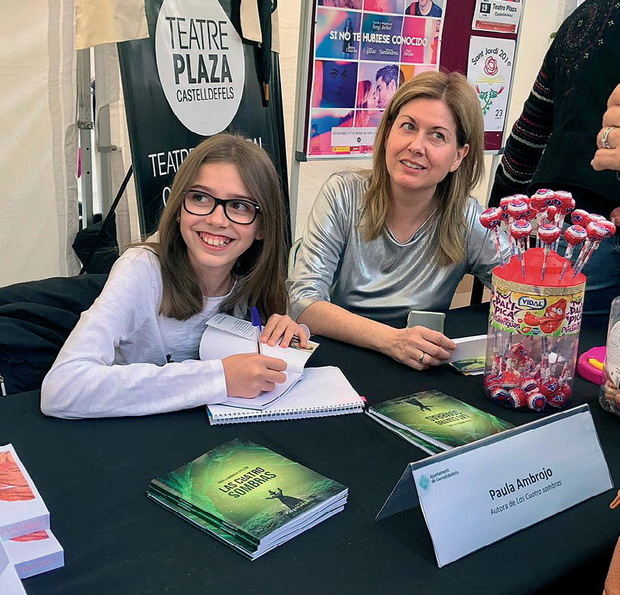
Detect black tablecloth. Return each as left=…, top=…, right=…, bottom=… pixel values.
left=1, top=307, right=618, bottom=594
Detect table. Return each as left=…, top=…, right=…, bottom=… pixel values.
left=1, top=307, right=618, bottom=594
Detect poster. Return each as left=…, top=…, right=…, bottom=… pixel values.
left=117, top=0, right=288, bottom=235
left=307, top=0, right=446, bottom=159
left=471, top=0, right=523, bottom=34
left=467, top=36, right=515, bottom=133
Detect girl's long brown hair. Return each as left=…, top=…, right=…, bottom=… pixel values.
left=360, top=70, right=484, bottom=266
left=152, top=134, right=288, bottom=320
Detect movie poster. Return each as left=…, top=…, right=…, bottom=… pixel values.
left=307, top=0, right=446, bottom=158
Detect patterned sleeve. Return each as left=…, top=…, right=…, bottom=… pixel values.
left=490, top=50, right=556, bottom=204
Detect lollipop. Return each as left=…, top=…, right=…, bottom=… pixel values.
left=510, top=219, right=531, bottom=277
left=558, top=225, right=587, bottom=280
left=538, top=223, right=561, bottom=280
left=571, top=220, right=616, bottom=278
left=571, top=209, right=589, bottom=225
left=479, top=207, right=504, bottom=263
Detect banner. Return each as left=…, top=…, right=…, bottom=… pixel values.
left=305, top=0, right=447, bottom=159
left=118, top=0, right=288, bottom=236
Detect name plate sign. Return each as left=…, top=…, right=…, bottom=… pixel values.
left=377, top=405, right=612, bottom=567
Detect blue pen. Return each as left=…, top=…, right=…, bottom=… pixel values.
left=250, top=306, right=262, bottom=354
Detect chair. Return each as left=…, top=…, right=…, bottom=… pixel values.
left=0, top=275, right=107, bottom=395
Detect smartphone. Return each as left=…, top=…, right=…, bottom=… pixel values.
left=406, top=310, right=446, bottom=333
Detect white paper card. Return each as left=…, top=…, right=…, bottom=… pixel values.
left=411, top=406, right=612, bottom=567
left=472, top=0, right=523, bottom=34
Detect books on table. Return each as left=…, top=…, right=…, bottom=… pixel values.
left=200, top=313, right=319, bottom=409
left=367, top=390, right=513, bottom=454
left=0, top=444, right=49, bottom=540
left=448, top=334, right=487, bottom=375
left=147, top=438, right=348, bottom=560
left=4, top=529, right=64, bottom=579
left=207, top=366, right=365, bottom=424
left=0, top=444, right=64, bottom=585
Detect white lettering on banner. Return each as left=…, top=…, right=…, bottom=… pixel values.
left=155, top=0, right=244, bottom=135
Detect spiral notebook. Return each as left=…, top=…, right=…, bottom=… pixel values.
left=206, top=366, right=365, bottom=424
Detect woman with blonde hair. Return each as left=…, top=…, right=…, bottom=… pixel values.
left=42, top=134, right=307, bottom=418
left=288, top=71, right=507, bottom=370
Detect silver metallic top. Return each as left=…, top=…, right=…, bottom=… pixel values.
left=288, top=171, right=509, bottom=322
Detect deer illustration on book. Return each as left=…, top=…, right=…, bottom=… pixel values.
left=0, top=451, right=34, bottom=501
left=266, top=488, right=305, bottom=511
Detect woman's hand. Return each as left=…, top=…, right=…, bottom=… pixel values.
left=222, top=354, right=288, bottom=398
left=592, top=84, right=620, bottom=172
left=381, top=326, right=456, bottom=370
left=260, top=314, right=309, bottom=348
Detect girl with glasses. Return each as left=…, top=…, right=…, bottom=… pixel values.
left=41, top=134, right=307, bottom=418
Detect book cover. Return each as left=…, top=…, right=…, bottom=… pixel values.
left=368, top=390, right=513, bottom=450
left=0, top=445, right=50, bottom=540
left=4, top=529, right=64, bottom=579
left=148, top=438, right=347, bottom=554
left=448, top=335, right=487, bottom=375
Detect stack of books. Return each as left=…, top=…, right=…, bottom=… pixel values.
left=367, top=390, right=514, bottom=454
left=147, top=438, right=348, bottom=559
left=0, top=444, right=64, bottom=591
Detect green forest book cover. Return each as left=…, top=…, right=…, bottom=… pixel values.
left=369, top=390, right=513, bottom=449
left=149, top=438, right=346, bottom=542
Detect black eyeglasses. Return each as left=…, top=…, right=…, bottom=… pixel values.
left=182, top=190, right=261, bottom=225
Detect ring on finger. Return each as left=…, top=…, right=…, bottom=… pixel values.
left=601, top=126, right=616, bottom=150
left=418, top=351, right=426, bottom=364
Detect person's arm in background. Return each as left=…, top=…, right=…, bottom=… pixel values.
left=489, top=52, right=556, bottom=205
left=287, top=173, right=455, bottom=371
left=592, top=83, right=620, bottom=224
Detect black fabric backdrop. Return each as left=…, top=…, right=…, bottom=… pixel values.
left=117, top=0, right=289, bottom=237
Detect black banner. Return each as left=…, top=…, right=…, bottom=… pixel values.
left=117, top=0, right=288, bottom=237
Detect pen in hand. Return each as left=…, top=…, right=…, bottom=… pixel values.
left=250, top=306, right=262, bottom=355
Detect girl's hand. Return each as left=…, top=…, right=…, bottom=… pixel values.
left=260, top=314, right=309, bottom=348
left=222, top=354, right=288, bottom=398
left=381, top=326, right=456, bottom=370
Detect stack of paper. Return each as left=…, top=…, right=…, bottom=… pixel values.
left=0, top=444, right=64, bottom=587
left=367, top=391, right=513, bottom=455
left=147, top=438, right=348, bottom=559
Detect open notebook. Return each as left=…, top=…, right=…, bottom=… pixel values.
left=199, top=313, right=319, bottom=410
left=206, top=366, right=365, bottom=424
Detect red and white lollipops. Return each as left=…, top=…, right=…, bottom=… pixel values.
left=571, top=209, right=589, bottom=226
left=538, top=223, right=561, bottom=280
left=558, top=225, right=587, bottom=280
left=479, top=207, right=504, bottom=262
left=510, top=219, right=532, bottom=277
left=572, top=220, right=617, bottom=277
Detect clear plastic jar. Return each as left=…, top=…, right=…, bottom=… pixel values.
left=483, top=249, right=586, bottom=411
left=600, top=295, right=620, bottom=416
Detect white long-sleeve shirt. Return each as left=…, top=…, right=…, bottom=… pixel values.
left=41, top=248, right=230, bottom=419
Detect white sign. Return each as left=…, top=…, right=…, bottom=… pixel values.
left=472, top=0, right=523, bottom=34
left=378, top=405, right=613, bottom=567
left=155, top=0, right=245, bottom=135
left=467, top=36, right=515, bottom=133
